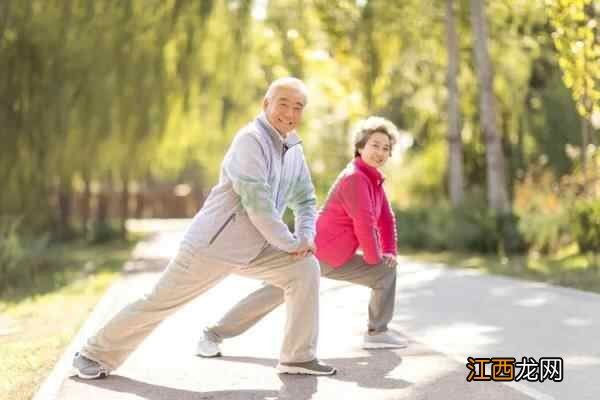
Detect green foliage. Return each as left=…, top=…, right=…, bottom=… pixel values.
left=0, top=217, right=50, bottom=291
left=518, top=208, right=572, bottom=254
left=0, top=0, right=263, bottom=233
left=0, top=215, right=127, bottom=290
left=530, top=71, right=582, bottom=176
left=0, top=218, right=24, bottom=284
left=392, top=174, right=529, bottom=254
left=393, top=194, right=525, bottom=254
left=0, top=0, right=597, bottom=263
left=394, top=204, right=496, bottom=253
left=389, top=140, right=448, bottom=205
left=497, top=212, right=527, bottom=254
left=88, top=221, right=121, bottom=245
left=545, top=0, right=600, bottom=120
left=571, top=200, right=600, bottom=252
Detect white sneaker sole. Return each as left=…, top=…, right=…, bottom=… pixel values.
left=276, top=363, right=337, bottom=375
left=362, top=342, right=408, bottom=350
left=196, top=350, right=222, bottom=358
left=70, top=367, right=109, bottom=380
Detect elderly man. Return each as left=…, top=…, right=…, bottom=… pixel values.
left=72, top=77, right=336, bottom=378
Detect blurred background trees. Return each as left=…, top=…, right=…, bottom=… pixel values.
left=1, top=0, right=599, bottom=277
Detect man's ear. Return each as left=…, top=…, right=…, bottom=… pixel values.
left=262, top=97, right=269, bottom=111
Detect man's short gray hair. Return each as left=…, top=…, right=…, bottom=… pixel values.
left=352, top=116, right=399, bottom=157
left=265, top=77, right=309, bottom=104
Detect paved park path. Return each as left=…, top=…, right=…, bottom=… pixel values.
left=34, top=220, right=600, bottom=399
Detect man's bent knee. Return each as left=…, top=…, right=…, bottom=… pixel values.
left=291, top=255, right=320, bottom=283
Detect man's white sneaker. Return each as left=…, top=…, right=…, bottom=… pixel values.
left=362, top=331, right=408, bottom=349
left=195, top=333, right=222, bottom=357
left=72, top=352, right=110, bottom=379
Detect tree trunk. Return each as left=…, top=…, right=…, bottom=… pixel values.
left=135, top=191, right=145, bottom=219
left=0, top=1, right=10, bottom=39
left=581, top=114, right=589, bottom=194
left=470, top=0, right=510, bottom=214
left=81, top=173, right=92, bottom=236
left=120, top=174, right=129, bottom=239
left=96, top=188, right=109, bottom=226
left=446, top=0, right=464, bottom=206
left=362, top=1, right=379, bottom=111
left=502, top=112, right=515, bottom=202
left=57, top=176, right=73, bottom=239
left=94, top=174, right=111, bottom=241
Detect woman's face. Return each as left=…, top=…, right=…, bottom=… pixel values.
left=358, top=132, right=391, bottom=169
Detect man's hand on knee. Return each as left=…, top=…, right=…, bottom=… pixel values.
left=290, top=238, right=316, bottom=260
left=292, top=249, right=312, bottom=259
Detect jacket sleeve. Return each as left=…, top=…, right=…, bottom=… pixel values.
left=339, top=174, right=383, bottom=265
left=378, top=189, right=397, bottom=256
left=223, top=133, right=301, bottom=253
left=287, top=150, right=317, bottom=244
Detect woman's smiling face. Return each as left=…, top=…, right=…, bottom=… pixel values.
left=358, top=132, right=392, bottom=168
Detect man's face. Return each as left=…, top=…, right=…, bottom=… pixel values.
left=263, top=87, right=306, bottom=136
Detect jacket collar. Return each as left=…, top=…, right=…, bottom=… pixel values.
left=256, top=113, right=301, bottom=150
left=353, top=156, right=385, bottom=186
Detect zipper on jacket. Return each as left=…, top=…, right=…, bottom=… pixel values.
left=275, top=141, right=301, bottom=208
left=209, top=212, right=236, bottom=245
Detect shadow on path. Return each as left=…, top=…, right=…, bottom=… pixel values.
left=73, top=351, right=412, bottom=400
left=74, top=375, right=279, bottom=400
left=212, top=351, right=412, bottom=390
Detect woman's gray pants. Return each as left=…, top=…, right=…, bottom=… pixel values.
left=204, top=254, right=397, bottom=343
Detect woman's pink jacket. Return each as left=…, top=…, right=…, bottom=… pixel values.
left=314, top=156, right=397, bottom=268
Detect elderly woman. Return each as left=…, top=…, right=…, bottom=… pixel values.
left=196, top=116, right=406, bottom=363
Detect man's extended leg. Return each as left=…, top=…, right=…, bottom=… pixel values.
left=79, top=246, right=232, bottom=373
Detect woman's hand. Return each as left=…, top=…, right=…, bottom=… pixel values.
left=382, top=254, right=397, bottom=268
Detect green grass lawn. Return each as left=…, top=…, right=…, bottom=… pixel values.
left=0, top=238, right=138, bottom=400
left=401, top=244, right=600, bottom=294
